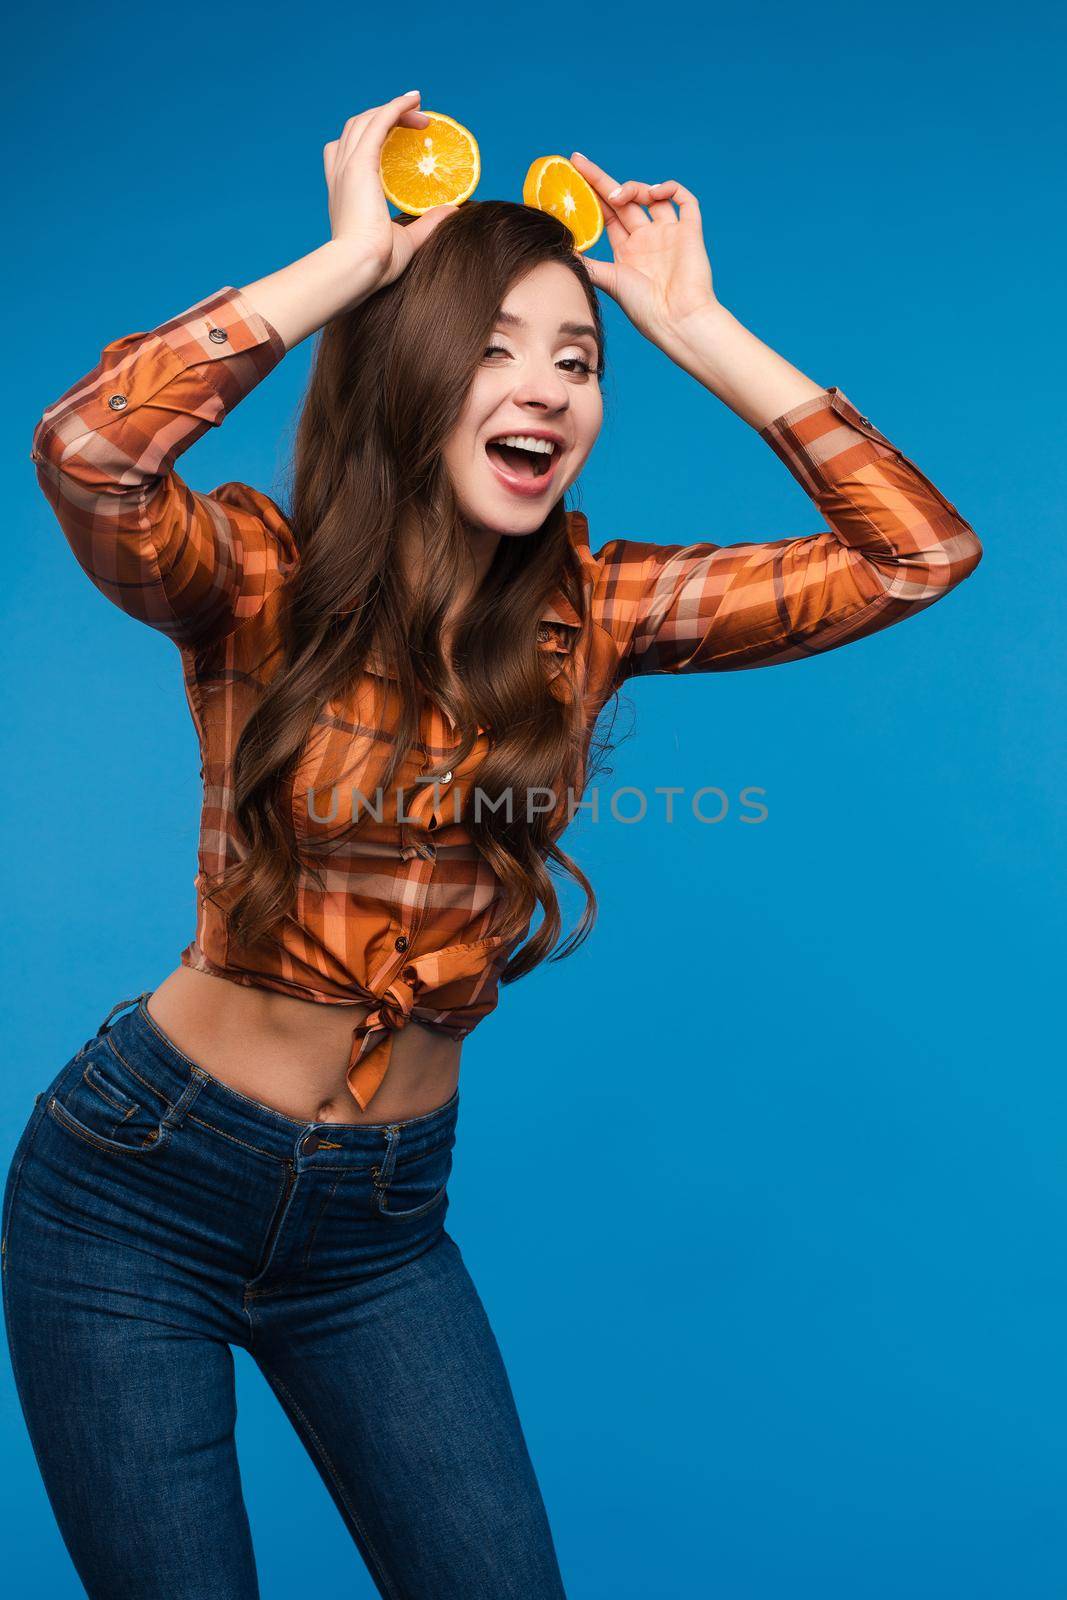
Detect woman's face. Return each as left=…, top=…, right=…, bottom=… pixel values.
left=442, top=260, right=603, bottom=537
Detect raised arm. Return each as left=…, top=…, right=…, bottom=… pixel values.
left=30, top=285, right=297, bottom=651
left=29, top=90, right=458, bottom=654
left=569, top=153, right=982, bottom=680
left=590, top=382, right=982, bottom=679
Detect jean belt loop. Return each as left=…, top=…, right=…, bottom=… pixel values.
left=96, top=993, right=149, bottom=1037
left=161, top=1070, right=207, bottom=1132
left=375, top=1124, right=402, bottom=1187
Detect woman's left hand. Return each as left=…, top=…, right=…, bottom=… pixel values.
left=569, top=152, right=719, bottom=350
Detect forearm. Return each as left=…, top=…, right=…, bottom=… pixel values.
left=237, top=240, right=381, bottom=354
left=658, top=301, right=826, bottom=431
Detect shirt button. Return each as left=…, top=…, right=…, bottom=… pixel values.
left=859, top=414, right=872, bottom=427
left=442, top=771, right=453, bottom=783
left=394, top=934, right=409, bottom=953
left=207, top=327, right=228, bottom=344
left=107, top=394, right=128, bottom=411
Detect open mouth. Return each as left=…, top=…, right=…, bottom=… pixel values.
left=484, top=433, right=561, bottom=487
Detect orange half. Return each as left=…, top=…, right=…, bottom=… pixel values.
left=380, top=111, right=480, bottom=216
left=523, top=156, right=604, bottom=252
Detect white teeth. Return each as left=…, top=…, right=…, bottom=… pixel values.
left=490, top=434, right=557, bottom=455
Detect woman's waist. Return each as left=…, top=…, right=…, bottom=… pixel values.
left=146, top=965, right=461, bottom=1126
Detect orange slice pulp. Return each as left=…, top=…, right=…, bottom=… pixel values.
left=380, top=111, right=481, bottom=216
left=522, top=156, right=604, bottom=252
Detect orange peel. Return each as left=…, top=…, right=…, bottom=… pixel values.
left=522, top=155, right=604, bottom=252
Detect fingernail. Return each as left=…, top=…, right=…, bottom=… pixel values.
left=608, top=186, right=622, bottom=199
left=403, top=88, right=420, bottom=96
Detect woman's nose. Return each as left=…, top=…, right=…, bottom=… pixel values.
left=511, top=367, right=569, bottom=411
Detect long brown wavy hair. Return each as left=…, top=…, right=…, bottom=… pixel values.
left=211, top=199, right=618, bottom=985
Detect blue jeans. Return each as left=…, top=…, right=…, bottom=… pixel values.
left=2, top=991, right=567, bottom=1600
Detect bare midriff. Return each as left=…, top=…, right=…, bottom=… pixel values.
left=145, top=965, right=461, bottom=1127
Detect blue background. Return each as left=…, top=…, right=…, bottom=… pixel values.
left=3, top=0, right=1064, bottom=1593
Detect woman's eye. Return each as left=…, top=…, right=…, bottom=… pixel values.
left=481, top=346, right=596, bottom=376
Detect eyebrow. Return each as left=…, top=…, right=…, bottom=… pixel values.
left=495, top=309, right=599, bottom=342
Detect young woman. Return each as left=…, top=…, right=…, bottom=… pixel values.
left=3, top=90, right=981, bottom=1599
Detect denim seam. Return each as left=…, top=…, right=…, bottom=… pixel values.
left=137, top=1000, right=325, bottom=1131
left=243, top=1162, right=298, bottom=1295
left=183, top=1111, right=451, bottom=1171
left=102, top=1033, right=180, bottom=1110
left=136, top=997, right=222, bottom=1079
left=45, top=1096, right=174, bottom=1158
left=383, top=1145, right=453, bottom=1170
left=83, top=1065, right=139, bottom=1119
left=1, top=1100, right=47, bottom=1276
left=302, top=1175, right=343, bottom=1270
left=177, top=1063, right=311, bottom=1127
left=185, top=1110, right=285, bottom=1163
left=359, top=1086, right=460, bottom=1131
left=254, top=1361, right=404, bottom=1600
left=376, top=1179, right=450, bottom=1222
left=2, top=1173, right=64, bottom=1541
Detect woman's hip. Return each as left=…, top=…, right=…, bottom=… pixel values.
left=3, top=990, right=462, bottom=1315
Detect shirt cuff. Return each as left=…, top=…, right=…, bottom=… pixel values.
left=29, top=285, right=288, bottom=471
left=759, top=385, right=899, bottom=497
left=154, top=284, right=287, bottom=369
left=142, top=284, right=288, bottom=427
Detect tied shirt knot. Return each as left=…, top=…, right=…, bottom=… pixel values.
left=344, top=937, right=513, bottom=1111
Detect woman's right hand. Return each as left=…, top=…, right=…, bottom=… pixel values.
left=323, top=91, right=459, bottom=295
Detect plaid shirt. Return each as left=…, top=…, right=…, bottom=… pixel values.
left=30, top=285, right=982, bottom=1108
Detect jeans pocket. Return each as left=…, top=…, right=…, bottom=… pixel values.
left=45, top=1035, right=173, bottom=1159
left=372, top=1139, right=454, bottom=1222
